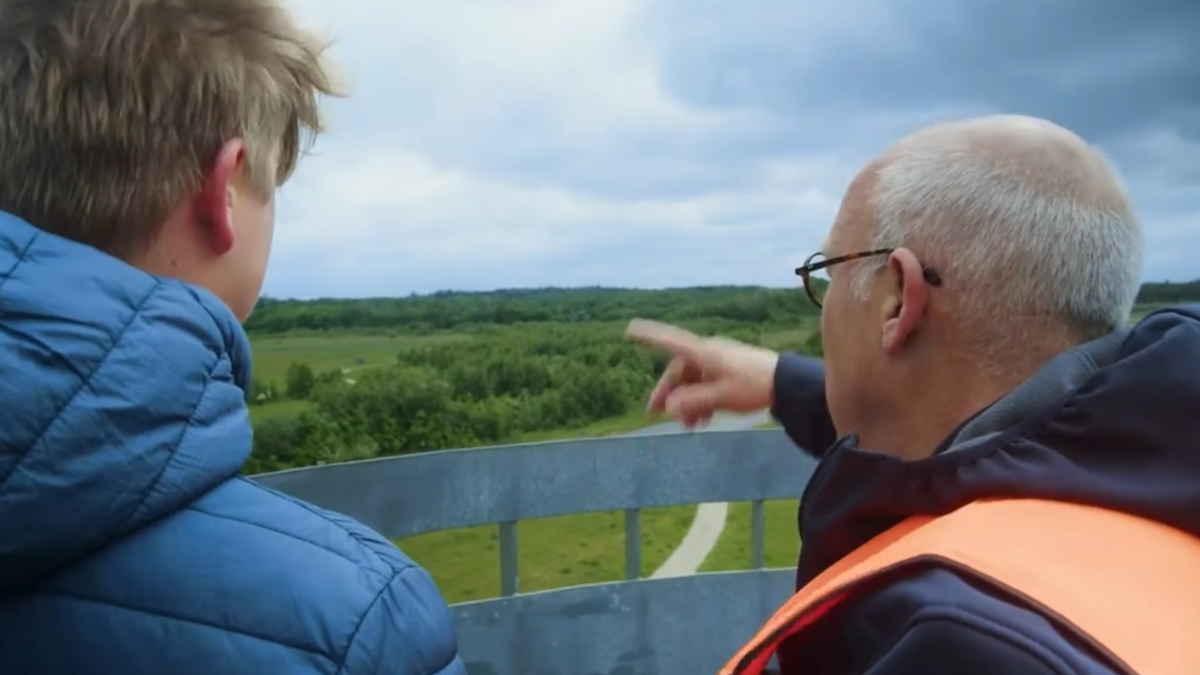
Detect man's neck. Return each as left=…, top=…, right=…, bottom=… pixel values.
left=856, top=324, right=1089, bottom=460
left=858, top=375, right=1025, bottom=461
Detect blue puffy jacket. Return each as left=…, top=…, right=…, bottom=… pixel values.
left=0, top=212, right=466, bottom=675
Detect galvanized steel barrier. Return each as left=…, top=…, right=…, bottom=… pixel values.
left=255, top=428, right=817, bottom=675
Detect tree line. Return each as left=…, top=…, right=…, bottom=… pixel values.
left=244, top=280, right=1200, bottom=335
left=244, top=286, right=818, bottom=334
left=1137, top=279, right=1200, bottom=305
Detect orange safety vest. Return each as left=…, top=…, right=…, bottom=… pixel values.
left=719, top=499, right=1200, bottom=675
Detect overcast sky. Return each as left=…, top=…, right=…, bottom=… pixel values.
left=268, top=0, right=1199, bottom=299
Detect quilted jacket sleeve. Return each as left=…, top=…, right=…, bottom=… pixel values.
left=336, top=564, right=466, bottom=675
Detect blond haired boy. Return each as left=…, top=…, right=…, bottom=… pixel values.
left=0, top=1, right=463, bottom=673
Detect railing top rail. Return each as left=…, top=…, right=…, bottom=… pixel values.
left=254, top=428, right=815, bottom=539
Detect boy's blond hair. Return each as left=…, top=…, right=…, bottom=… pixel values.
left=0, top=0, right=341, bottom=258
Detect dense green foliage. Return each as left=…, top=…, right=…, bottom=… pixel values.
left=243, top=281, right=1200, bottom=474
left=284, top=362, right=316, bottom=399
left=244, top=323, right=671, bottom=474
left=1137, top=279, right=1200, bottom=305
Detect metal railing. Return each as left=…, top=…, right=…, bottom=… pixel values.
left=255, top=428, right=817, bottom=674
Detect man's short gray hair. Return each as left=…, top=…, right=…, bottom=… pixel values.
left=852, top=118, right=1144, bottom=342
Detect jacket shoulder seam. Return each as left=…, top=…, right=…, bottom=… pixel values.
left=235, top=477, right=410, bottom=574
left=334, top=565, right=459, bottom=675
left=184, top=502, right=388, bottom=575
left=0, top=225, right=38, bottom=293
left=0, top=278, right=161, bottom=492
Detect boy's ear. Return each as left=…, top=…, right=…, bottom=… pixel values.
left=196, top=139, right=247, bottom=256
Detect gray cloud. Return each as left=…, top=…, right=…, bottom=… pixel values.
left=643, top=0, right=1200, bottom=141
left=626, top=0, right=1200, bottom=283
left=266, top=0, right=1199, bottom=298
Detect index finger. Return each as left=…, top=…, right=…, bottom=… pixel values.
left=625, top=319, right=706, bottom=361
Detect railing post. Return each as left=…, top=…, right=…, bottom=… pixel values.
left=750, top=500, right=765, bottom=570
left=624, top=508, right=641, bottom=580
left=499, top=520, right=518, bottom=596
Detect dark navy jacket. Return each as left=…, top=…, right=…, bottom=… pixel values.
left=0, top=212, right=464, bottom=675
left=769, top=305, right=1200, bottom=675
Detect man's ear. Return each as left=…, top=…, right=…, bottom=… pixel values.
left=196, top=139, right=247, bottom=256
left=880, top=247, right=930, bottom=354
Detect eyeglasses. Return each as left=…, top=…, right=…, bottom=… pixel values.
left=794, top=248, right=943, bottom=308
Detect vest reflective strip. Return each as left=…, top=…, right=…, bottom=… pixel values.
left=719, top=499, right=1200, bottom=675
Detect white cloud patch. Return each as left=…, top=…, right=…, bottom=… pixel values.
left=272, top=141, right=840, bottom=297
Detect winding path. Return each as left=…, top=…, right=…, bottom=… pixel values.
left=619, top=410, right=772, bottom=578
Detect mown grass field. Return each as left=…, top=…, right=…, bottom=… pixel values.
left=394, top=405, right=687, bottom=604
left=699, top=500, right=801, bottom=572
left=398, top=504, right=697, bottom=604
left=251, top=332, right=470, bottom=383
left=248, top=332, right=470, bottom=423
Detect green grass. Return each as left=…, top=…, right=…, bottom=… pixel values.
left=247, top=398, right=312, bottom=423
left=250, top=332, right=469, bottom=384
left=397, top=505, right=696, bottom=604
left=759, top=326, right=816, bottom=351
left=249, top=400, right=692, bottom=603
left=247, top=332, right=470, bottom=422
left=396, top=408, right=686, bottom=604
left=699, top=500, right=801, bottom=572
left=1130, top=303, right=1171, bottom=323
left=515, top=409, right=666, bottom=443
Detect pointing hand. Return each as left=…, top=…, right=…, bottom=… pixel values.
left=625, top=319, right=779, bottom=428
